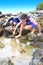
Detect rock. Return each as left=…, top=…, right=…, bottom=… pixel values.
left=29, top=49, right=43, bottom=65
left=0, top=58, right=14, bottom=65
left=8, top=59, right=14, bottom=65
left=19, top=35, right=28, bottom=40
left=4, top=26, right=13, bottom=34
left=33, top=49, right=43, bottom=65
left=8, top=35, right=15, bottom=38
left=0, top=21, right=3, bottom=28
left=4, top=26, right=19, bottom=37
left=4, top=27, right=31, bottom=37
left=30, top=41, right=43, bottom=49
left=40, top=57, right=43, bottom=62
left=27, top=33, right=43, bottom=42
left=27, top=33, right=37, bottom=41
left=0, top=30, right=4, bottom=37
left=0, top=42, right=5, bottom=49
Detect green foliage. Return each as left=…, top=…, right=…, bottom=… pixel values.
left=36, top=2, right=43, bottom=10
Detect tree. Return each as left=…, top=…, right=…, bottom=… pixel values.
left=36, top=2, right=43, bottom=10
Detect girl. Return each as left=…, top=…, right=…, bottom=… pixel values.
left=13, top=14, right=41, bottom=38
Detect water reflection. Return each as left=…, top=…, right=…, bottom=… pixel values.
left=0, top=36, right=35, bottom=65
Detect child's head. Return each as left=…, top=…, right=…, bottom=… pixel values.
left=20, top=14, right=28, bottom=22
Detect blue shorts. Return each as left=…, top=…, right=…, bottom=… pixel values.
left=26, top=21, right=36, bottom=28
left=31, top=24, right=36, bottom=28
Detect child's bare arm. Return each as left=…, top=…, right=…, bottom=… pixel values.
left=13, top=21, right=22, bottom=34
left=36, top=23, right=41, bottom=35
left=19, top=23, right=24, bottom=36
left=29, top=17, right=41, bottom=35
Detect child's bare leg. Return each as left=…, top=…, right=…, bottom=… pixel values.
left=12, top=22, right=16, bottom=29
left=31, top=29, right=35, bottom=34
left=24, top=25, right=35, bottom=34
left=24, top=25, right=32, bottom=30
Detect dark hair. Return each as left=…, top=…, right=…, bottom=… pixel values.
left=20, top=14, right=30, bottom=22
left=20, top=14, right=28, bottom=19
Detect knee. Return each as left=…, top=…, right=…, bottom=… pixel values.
left=24, top=25, right=32, bottom=30
left=24, top=26, right=27, bottom=30
left=9, top=21, right=12, bottom=25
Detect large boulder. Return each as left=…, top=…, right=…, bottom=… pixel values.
left=29, top=49, right=43, bottom=65
left=27, top=33, right=43, bottom=42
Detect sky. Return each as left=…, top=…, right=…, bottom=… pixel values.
left=0, top=0, right=43, bottom=14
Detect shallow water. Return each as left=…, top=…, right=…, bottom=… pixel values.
left=0, top=36, right=36, bottom=65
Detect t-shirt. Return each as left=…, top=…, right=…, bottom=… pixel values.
left=20, top=17, right=38, bottom=25
left=29, top=17, right=38, bottom=25
left=8, top=17, right=20, bottom=23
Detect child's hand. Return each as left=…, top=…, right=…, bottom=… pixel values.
left=13, top=31, right=15, bottom=35
left=37, top=33, right=41, bottom=36
left=10, top=27, right=13, bottom=30
left=15, top=34, right=21, bottom=38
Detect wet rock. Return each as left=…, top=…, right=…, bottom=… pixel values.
left=0, top=30, right=4, bottom=37
left=19, top=35, right=28, bottom=40
left=0, top=21, right=3, bottom=28
left=8, top=35, right=15, bottom=38
left=3, top=25, right=43, bottom=41
left=8, top=59, right=14, bottom=65
left=27, top=33, right=43, bottom=42
left=27, top=33, right=37, bottom=41
left=0, top=58, right=14, bottom=65
left=30, top=41, right=43, bottom=49
left=35, top=33, right=43, bottom=42
left=0, top=42, right=5, bottom=49
left=40, top=57, right=43, bottom=62
left=4, top=27, right=30, bottom=37
left=29, top=49, right=43, bottom=65
left=4, top=26, right=19, bottom=37
left=33, top=49, right=43, bottom=65
left=4, top=26, right=13, bottom=36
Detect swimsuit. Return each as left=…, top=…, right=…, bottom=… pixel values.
left=26, top=17, right=37, bottom=28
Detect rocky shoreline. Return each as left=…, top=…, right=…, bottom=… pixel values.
left=0, top=14, right=43, bottom=65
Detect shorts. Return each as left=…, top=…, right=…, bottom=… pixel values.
left=26, top=22, right=36, bottom=28
left=31, top=24, right=36, bottom=28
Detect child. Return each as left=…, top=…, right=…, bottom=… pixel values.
left=13, top=14, right=41, bottom=38
left=9, top=17, right=20, bottom=29
left=3, top=17, right=20, bottom=30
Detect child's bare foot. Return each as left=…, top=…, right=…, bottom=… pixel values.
left=30, top=32, right=34, bottom=34
left=15, top=34, right=21, bottom=38
left=37, top=33, right=41, bottom=36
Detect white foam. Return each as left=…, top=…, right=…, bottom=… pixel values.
left=32, top=48, right=36, bottom=53
left=0, top=45, right=12, bottom=58
left=22, top=43, right=26, bottom=48
left=4, top=38, right=11, bottom=44
left=26, top=42, right=30, bottom=46
left=12, top=50, right=20, bottom=57
left=16, top=39, right=20, bottom=44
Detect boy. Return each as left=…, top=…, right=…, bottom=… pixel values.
left=3, top=16, right=20, bottom=30
left=13, top=14, right=41, bottom=38
left=9, top=17, right=20, bottom=30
